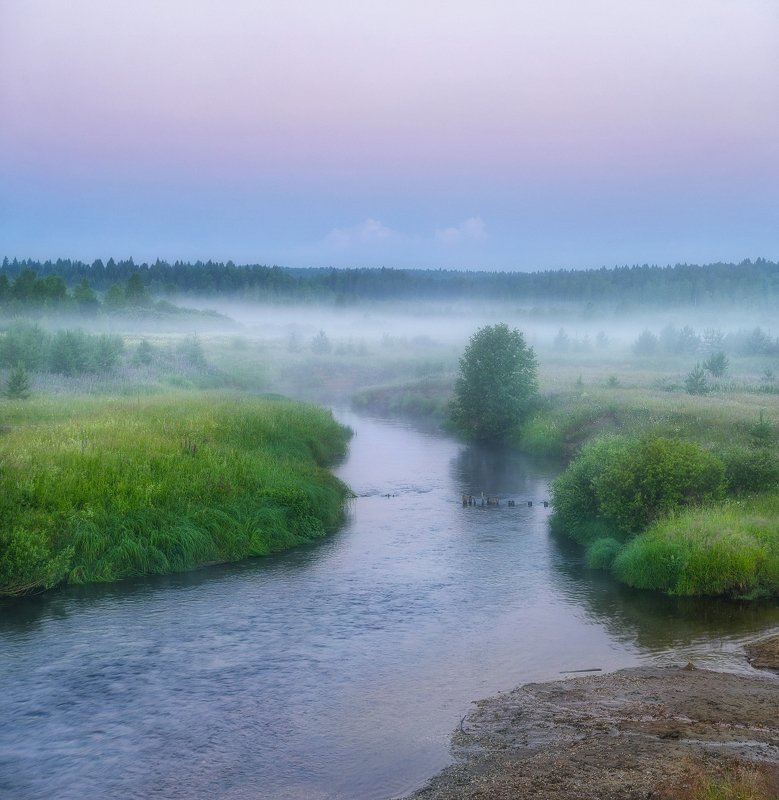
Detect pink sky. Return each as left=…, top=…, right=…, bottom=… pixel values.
left=2, top=0, right=778, bottom=268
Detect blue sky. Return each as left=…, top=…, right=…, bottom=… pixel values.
left=2, top=0, right=778, bottom=270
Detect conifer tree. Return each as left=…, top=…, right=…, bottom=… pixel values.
left=5, top=363, right=31, bottom=399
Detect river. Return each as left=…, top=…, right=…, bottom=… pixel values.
left=2, top=410, right=778, bottom=800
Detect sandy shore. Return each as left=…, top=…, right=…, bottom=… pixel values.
left=409, top=636, right=779, bottom=800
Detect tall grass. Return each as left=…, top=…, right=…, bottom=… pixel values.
left=0, top=392, right=352, bottom=596
left=613, top=494, right=779, bottom=598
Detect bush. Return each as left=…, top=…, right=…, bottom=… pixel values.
left=702, top=350, right=728, bottom=378
left=134, top=339, right=156, bottom=365
left=4, top=363, right=31, bottom=399
left=310, top=330, right=331, bottom=354
left=660, top=324, right=700, bottom=354
left=0, top=324, right=124, bottom=376
left=176, top=335, right=207, bottom=368
left=747, top=410, right=776, bottom=446
left=594, top=437, right=725, bottom=534
left=48, top=330, right=92, bottom=375
left=0, top=528, right=73, bottom=595
left=585, top=537, right=623, bottom=569
left=550, top=436, right=628, bottom=544
left=48, top=330, right=122, bottom=374
left=92, top=334, right=124, bottom=370
left=721, top=446, right=779, bottom=494
left=684, top=364, right=709, bottom=395
left=552, top=435, right=725, bottom=540
left=0, top=322, right=49, bottom=370
left=632, top=330, right=659, bottom=356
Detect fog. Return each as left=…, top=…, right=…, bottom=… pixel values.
left=2, top=284, right=777, bottom=407
left=167, top=294, right=778, bottom=351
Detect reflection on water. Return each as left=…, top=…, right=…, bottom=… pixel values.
left=550, top=533, right=779, bottom=671
left=1, top=410, right=777, bottom=800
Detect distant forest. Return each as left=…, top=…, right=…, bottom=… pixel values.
left=1, top=256, right=778, bottom=308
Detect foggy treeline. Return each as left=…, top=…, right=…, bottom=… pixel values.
left=2, top=256, right=779, bottom=308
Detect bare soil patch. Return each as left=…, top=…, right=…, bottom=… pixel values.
left=746, top=634, right=779, bottom=672
left=409, top=664, right=779, bottom=800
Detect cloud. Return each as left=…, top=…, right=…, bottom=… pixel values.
left=323, top=218, right=399, bottom=249
left=297, top=215, right=490, bottom=268
left=434, top=216, right=487, bottom=246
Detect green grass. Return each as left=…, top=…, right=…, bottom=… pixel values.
left=0, top=392, right=352, bottom=596
left=613, top=494, right=779, bottom=598
left=517, top=386, right=779, bottom=458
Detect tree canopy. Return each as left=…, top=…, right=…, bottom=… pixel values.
left=450, top=323, right=538, bottom=440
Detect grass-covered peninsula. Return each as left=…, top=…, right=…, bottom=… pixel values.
left=0, top=392, right=352, bottom=597
left=520, top=388, right=779, bottom=599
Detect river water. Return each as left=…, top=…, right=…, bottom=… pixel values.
left=2, top=411, right=778, bottom=800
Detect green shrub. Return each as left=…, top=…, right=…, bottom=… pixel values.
left=176, top=335, right=207, bottom=368
left=49, top=330, right=92, bottom=375
left=550, top=436, right=627, bottom=544
left=721, top=446, right=779, bottom=494
left=747, top=410, right=776, bottom=446
left=0, top=528, right=73, bottom=595
left=92, top=334, right=124, bottom=370
left=0, top=322, right=49, bottom=370
left=0, top=324, right=124, bottom=376
left=552, top=435, right=725, bottom=541
left=585, top=537, right=623, bottom=569
left=702, top=350, right=728, bottom=378
left=593, top=437, right=725, bottom=534
left=684, top=364, right=709, bottom=395
left=4, top=363, right=32, bottom=399
left=134, top=339, right=156, bottom=365
left=633, top=330, right=659, bottom=356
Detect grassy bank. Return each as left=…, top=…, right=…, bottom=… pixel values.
left=534, top=387, right=779, bottom=597
left=0, top=392, right=352, bottom=597
left=613, top=493, right=779, bottom=598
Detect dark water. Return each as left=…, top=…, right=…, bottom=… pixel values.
left=2, top=411, right=778, bottom=800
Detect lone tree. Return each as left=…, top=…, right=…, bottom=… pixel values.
left=684, top=363, right=709, bottom=395
left=5, top=363, right=31, bottom=399
left=450, top=323, right=538, bottom=440
left=702, top=350, right=728, bottom=378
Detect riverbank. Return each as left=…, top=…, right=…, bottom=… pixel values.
left=410, top=640, right=779, bottom=800
left=0, top=391, right=352, bottom=596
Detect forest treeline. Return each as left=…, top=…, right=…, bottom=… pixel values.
left=1, top=256, right=778, bottom=307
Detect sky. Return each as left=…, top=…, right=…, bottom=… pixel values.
left=1, top=0, right=778, bottom=271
